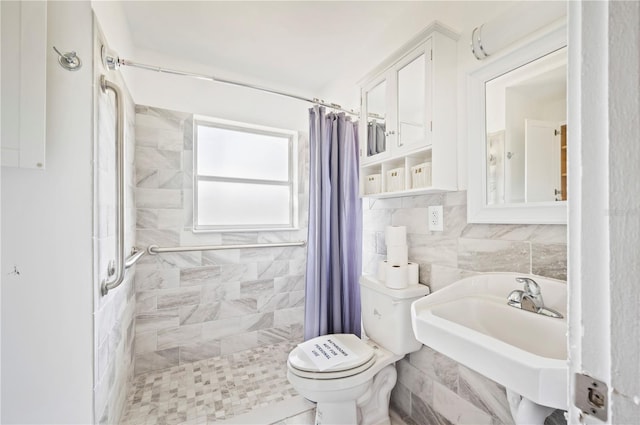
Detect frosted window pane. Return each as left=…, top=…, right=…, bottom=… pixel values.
left=197, top=125, right=289, bottom=181
left=198, top=181, right=291, bottom=226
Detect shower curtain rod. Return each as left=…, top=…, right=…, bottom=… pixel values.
left=101, top=47, right=359, bottom=116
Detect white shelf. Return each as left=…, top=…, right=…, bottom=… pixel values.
left=361, top=187, right=450, bottom=199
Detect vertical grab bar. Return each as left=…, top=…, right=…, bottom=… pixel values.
left=100, top=74, right=125, bottom=296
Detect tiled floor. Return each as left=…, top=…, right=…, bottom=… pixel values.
left=121, top=341, right=301, bottom=424
left=121, top=339, right=412, bottom=425
left=120, top=338, right=563, bottom=425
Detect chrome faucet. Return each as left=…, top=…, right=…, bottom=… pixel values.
left=507, top=277, right=563, bottom=318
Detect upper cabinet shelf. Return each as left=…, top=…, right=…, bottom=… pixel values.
left=359, top=22, right=459, bottom=198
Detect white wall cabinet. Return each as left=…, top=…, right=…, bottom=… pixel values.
left=359, top=22, right=458, bottom=198
left=1, top=0, right=48, bottom=169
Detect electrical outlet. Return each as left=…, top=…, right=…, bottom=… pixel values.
left=428, top=205, right=444, bottom=232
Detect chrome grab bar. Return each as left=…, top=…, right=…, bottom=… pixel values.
left=147, top=241, right=306, bottom=255
left=125, top=248, right=146, bottom=269
left=100, top=74, right=126, bottom=296
left=109, top=240, right=303, bottom=272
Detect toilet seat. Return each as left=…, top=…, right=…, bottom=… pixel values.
left=288, top=334, right=376, bottom=379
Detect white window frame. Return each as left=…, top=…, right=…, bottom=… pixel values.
left=193, top=115, right=298, bottom=232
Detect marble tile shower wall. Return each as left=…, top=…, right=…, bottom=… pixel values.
left=93, top=20, right=137, bottom=425
left=133, top=105, right=308, bottom=375
left=363, top=191, right=567, bottom=424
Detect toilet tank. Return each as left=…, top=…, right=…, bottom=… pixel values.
left=360, top=275, right=430, bottom=355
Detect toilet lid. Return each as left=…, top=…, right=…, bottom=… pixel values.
left=288, top=353, right=377, bottom=380
left=288, top=334, right=375, bottom=374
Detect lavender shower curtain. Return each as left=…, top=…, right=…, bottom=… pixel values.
left=304, top=106, right=362, bottom=340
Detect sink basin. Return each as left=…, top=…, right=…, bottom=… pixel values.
left=411, top=273, right=567, bottom=410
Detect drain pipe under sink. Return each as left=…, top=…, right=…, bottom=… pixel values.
left=506, top=389, right=555, bottom=425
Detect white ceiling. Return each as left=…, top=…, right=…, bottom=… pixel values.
left=119, top=1, right=513, bottom=96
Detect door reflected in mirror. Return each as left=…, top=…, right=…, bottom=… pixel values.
left=485, top=47, right=567, bottom=205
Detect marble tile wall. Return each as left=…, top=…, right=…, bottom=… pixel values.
left=363, top=191, right=566, bottom=287
left=93, top=19, right=138, bottom=425
left=362, top=191, right=567, bottom=423
left=133, top=105, right=308, bottom=375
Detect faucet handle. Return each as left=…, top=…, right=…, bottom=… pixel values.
left=507, top=289, right=523, bottom=304
left=516, top=277, right=540, bottom=296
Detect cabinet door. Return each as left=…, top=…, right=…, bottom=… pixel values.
left=394, top=40, right=432, bottom=155
left=360, top=76, right=392, bottom=164
left=1, top=1, right=47, bottom=169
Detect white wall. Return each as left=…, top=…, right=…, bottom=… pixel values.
left=128, top=48, right=310, bottom=133
left=95, top=2, right=317, bottom=132
left=539, top=96, right=566, bottom=122
left=1, top=2, right=94, bottom=423
left=91, top=1, right=135, bottom=60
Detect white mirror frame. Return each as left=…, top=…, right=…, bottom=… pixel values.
left=467, top=21, right=567, bottom=224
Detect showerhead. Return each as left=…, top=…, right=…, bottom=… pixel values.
left=101, top=45, right=123, bottom=71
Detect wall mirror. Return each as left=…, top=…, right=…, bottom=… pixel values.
left=468, top=24, right=567, bottom=224
left=397, top=52, right=426, bottom=146
left=365, top=80, right=387, bottom=157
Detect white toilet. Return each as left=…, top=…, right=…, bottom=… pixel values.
left=287, top=275, right=429, bottom=425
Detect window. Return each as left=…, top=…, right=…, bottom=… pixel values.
left=193, top=116, right=298, bottom=231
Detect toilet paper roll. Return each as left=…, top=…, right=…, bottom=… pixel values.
left=385, top=263, right=408, bottom=289
left=407, top=262, right=419, bottom=285
left=385, top=226, right=407, bottom=247
left=377, top=260, right=388, bottom=281
left=387, top=244, right=408, bottom=266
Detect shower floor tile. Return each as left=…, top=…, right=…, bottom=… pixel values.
left=121, top=341, right=301, bottom=425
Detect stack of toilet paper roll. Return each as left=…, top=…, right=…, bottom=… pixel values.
left=378, top=226, right=419, bottom=289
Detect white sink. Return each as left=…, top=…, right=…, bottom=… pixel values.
left=411, top=273, right=567, bottom=411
